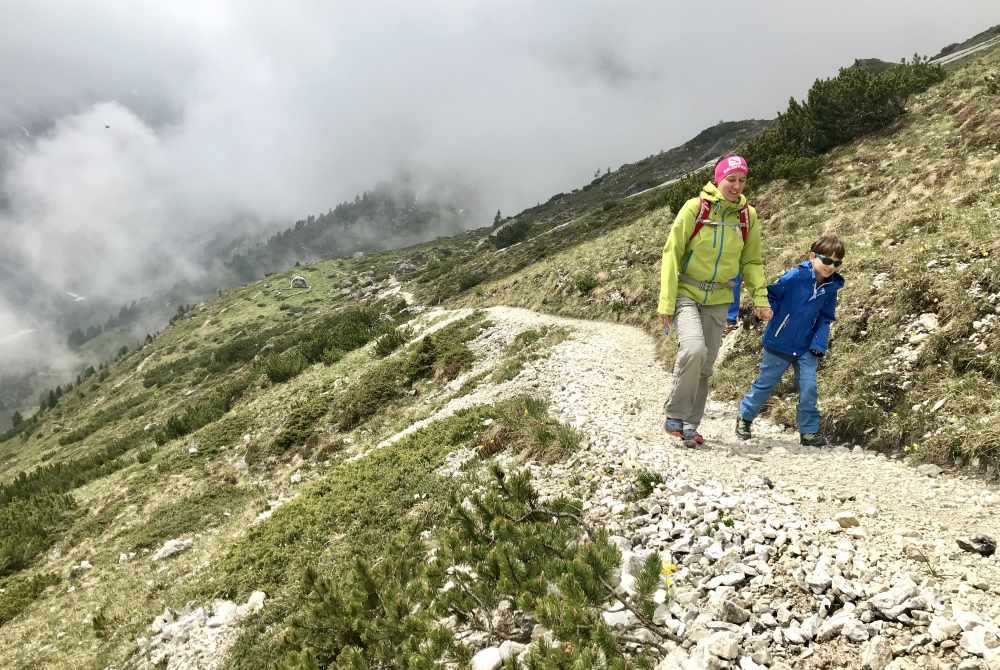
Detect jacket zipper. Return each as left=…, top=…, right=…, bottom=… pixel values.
left=774, top=313, right=790, bottom=337
left=707, top=211, right=726, bottom=302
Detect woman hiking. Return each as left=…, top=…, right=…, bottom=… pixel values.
left=657, top=154, right=772, bottom=447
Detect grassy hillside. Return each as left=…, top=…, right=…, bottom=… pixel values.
left=0, top=41, right=998, bottom=670
left=454, top=47, right=1000, bottom=473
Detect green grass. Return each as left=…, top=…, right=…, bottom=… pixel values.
left=118, top=484, right=258, bottom=551
left=333, top=312, right=488, bottom=431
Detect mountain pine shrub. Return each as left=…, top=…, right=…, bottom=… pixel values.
left=493, top=218, right=534, bottom=249
left=58, top=393, right=149, bottom=446
left=0, top=494, right=75, bottom=577
left=155, top=374, right=255, bottom=445
left=654, top=57, right=945, bottom=214
left=575, top=272, right=599, bottom=295
left=373, top=325, right=412, bottom=358
left=334, top=310, right=483, bottom=430
left=271, top=396, right=332, bottom=456
left=629, top=470, right=665, bottom=501
left=261, top=348, right=309, bottom=384
left=0, top=572, right=60, bottom=626
left=279, top=466, right=673, bottom=668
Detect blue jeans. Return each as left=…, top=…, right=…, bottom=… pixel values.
left=739, top=348, right=820, bottom=434
left=727, top=274, right=741, bottom=322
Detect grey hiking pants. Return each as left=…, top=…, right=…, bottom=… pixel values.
left=664, top=297, right=729, bottom=427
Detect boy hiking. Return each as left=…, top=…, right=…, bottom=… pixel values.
left=658, top=155, right=772, bottom=448
left=735, top=234, right=846, bottom=447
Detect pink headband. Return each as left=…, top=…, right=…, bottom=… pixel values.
left=714, top=155, right=748, bottom=184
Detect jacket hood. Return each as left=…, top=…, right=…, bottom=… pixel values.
left=700, top=182, right=747, bottom=210
left=799, top=260, right=844, bottom=290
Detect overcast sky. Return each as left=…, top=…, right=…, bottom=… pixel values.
left=1, top=1, right=998, bottom=371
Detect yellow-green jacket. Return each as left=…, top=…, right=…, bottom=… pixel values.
left=657, top=182, right=768, bottom=315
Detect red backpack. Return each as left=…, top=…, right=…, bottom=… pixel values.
left=687, top=198, right=749, bottom=245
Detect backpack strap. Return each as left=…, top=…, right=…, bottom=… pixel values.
left=738, top=205, right=749, bottom=243
left=687, top=198, right=713, bottom=245
left=687, top=199, right=751, bottom=244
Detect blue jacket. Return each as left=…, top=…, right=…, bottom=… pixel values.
left=762, top=261, right=844, bottom=358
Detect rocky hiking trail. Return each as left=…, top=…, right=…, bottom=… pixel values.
left=435, top=306, right=1000, bottom=670
left=134, top=306, right=1000, bottom=670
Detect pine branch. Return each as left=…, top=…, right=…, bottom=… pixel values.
left=452, top=574, right=496, bottom=642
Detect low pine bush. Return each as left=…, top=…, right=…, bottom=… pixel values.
left=0, top=572, right=60, bottom=626
left=655, top=57, right=945, bottom=213
left=335, top=314, right=486, bottom=431
left=372, top=326, right=412, bottom=358
left=155, top=374, right=254, bottom=445
left=271, top=397, right=332, bottom=455
left=0, top=494, right=75, bottom=577
left=575, top=272, right=599, bottom=295
left=279, top=466, right=673, bottom=667
left=492, top=218, right=533, bottom=249
left=333, top=364, right=400, bottom=431
left=260, top=348, right=308, bottom=384
left=58, top=394, right=148, bottom=446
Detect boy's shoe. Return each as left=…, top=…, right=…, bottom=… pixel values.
left=664, top=417, right=684, bottom=437
left=800, top=433, right=828, bottom=447
left=723, top=320, right=739, bottom=335
left=735, top=417, right=752, bottom=440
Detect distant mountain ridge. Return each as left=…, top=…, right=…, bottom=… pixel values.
left=224, top=179, right=473, bottom=283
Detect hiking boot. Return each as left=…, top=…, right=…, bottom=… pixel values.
left=681, top=427, right=704, bottom=448
left=723, top=320, right=739, bottom=335
left=735, top=417, right=752, bottom=440
left=664, top=417, right=684, bottom=437
left=800, top=433, right=828, bottom=447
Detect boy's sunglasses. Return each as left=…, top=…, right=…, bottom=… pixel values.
left=816, top=254, right=842, bottom=268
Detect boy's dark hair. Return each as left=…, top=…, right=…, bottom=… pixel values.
left=811, top=234, right=845, bottom=258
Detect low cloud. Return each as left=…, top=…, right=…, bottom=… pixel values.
left=0, top=1, right=998, bottom=383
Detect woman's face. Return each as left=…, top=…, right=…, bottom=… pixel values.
left=717, top=172, right=747, bottom=202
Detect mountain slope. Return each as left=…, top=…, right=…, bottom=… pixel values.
left=1, top=37, right=999, bottom=670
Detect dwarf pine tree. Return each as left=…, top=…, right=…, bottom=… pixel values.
left=280, top=536, right=464, bottom=669
left=280, top=466, right=674, bottom=668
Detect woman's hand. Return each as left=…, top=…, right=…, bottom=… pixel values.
left=659, top=314, right=673, bottom=329
left=754, top=307, right=773, bottom=321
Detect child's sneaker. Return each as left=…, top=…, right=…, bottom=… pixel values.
left=735, top=417, right=752, bottom=440
left=800, top=433, right=827, bottom=447
left=681, top=426, right=704, bottom=448
left=664, top=417, right=684, bottom=437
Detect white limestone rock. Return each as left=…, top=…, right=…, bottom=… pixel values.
left=471, top=647, right=503, bottom=670
left=151, top=538, right=193, bottom=561
left=862, top=635, right=893, bottom=670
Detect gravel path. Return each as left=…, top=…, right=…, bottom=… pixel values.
left=464, top=305, right=1000, bottom=669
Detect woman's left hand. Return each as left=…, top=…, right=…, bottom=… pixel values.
left=754, top=307, right=773, bottom=321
